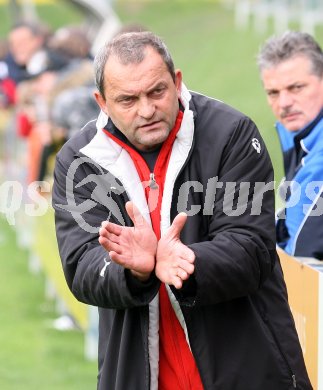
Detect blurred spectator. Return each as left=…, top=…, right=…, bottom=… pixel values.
left=14, top=24, right=97, bottom=182
left=0, top=21, right=50, bottom=109
left=51, top=85, right=99, bottom=141
left=6, top=21, right=50, bottom=84
left=47, top=25, right=92, bottom=60
left=0, top=38, right=16, bottom=108
left=0, top=38, right=8, bottom=59
left=14, top=47, right=71, bottom=183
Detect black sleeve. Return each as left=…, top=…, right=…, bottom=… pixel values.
left=52, top=153, right=160, bottom=309
left=172, top=117, right=277, bottom=306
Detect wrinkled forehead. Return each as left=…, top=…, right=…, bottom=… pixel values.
left=262, top=55, right=316, bottom=77
left=104, top=51, right=172, bottom=97
left=108, top=44, right=159, bottom=67
left=106, top=47, right=167, bottom=78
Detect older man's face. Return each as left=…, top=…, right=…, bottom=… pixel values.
left=94, top=47, right=182, bottom=151
left=262, top=55, right=323, bottom=131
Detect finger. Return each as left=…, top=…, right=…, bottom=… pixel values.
left=180, top=246, right=195, bottom=263
left=172, top=275, right=183, bottom=289
left=176, top=268, right=189, bottom=280
left=101, top=221, right=122, bottom=236
left=98, top=235, right=109, bottom=248
left=100, top=220, right=109, bottom=229
left=105, top=231, right=120, bottom=244
left=168, top=212, right=187, bottom=239
left=126, top=201, right=145, bottom=228
left=98, top=235, right=116, bottom=252
left=99, top=225, right=112, bottom=238
left=177, top=259, right=195, bottom=275
left=99, top=222, right=110, bottom=237
left=109, top=252, right=133, bottom=269
left=99, top=227, right=120, bottom=242
left=109, top=251, right=125, bottom=265
left=173, top=244, right=195, bottom=263
left=100, top=239, right=122, bottom=254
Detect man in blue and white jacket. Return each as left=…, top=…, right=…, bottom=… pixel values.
left=258, top=31, right=323, bottom=259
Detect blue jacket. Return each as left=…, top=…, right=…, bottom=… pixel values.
left=276, top=110, right=323, bottom=259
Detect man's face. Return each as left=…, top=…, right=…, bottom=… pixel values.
left=94, top=47, right=182, bottom=151
left=261, top=55, right=323, bottom=131
left=9, top=26, right=43, bottom=66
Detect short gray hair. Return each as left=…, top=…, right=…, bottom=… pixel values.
left=93, top=31, right=176, bottom=99
left=257, top=31, right=323, bottom=77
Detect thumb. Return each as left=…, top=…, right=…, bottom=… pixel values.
left=126, top=201, right=145, bottom=228
left=168, top=212, right=187, bottom=239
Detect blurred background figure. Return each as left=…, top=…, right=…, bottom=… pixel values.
left=6, top=21, right=50, bottom=84
left=47, top=25, right=92, bottom=60
left=0, top=37, right=16, bottom=109
left=257, top=31, right=323, bottom=260
left=51, top=85, right=99, bottom=141
left=15, top=24, right=97, bottom=183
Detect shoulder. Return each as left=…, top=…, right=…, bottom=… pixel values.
left=189, top=91, right=260, bottom=146
left=189, top=91, right=256, bottom=135
left=56, top=118, right=98, bottom=163
left=190, top=91, right=249, bottom=121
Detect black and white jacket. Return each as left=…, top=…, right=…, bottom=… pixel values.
left=52, top=85, right=311, bottom=390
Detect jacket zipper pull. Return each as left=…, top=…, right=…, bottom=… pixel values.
left=149, top=173, right=158, bottom=189
left=292, top=374, right=297, bottom=388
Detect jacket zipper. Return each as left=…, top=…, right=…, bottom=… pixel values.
left=264, top=317, right=297, bottom=388
left=149, top=173, right=159, bottom=189
left=292, top=374, right=297, bottom=388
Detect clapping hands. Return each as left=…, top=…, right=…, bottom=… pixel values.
left=99, top=201, right=195, bottom=288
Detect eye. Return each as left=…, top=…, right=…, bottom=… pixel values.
left=267, top=90, right=279, bottom=99
left=118, top=96, right=136, bottom=107
left=150, top=86, right=166, bottom=98
left=122, top=96, right=133, bottom=102
left=289, top=84, right=305, bottom=93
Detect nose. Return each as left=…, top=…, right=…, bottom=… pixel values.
left=137, top=97, right=155, bottom=119
left=278, top=90, right=293, bottom=108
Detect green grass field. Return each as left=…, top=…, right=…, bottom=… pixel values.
left=0, top=217, right=97, bottom=390
left=1, top=1, right=323, bottom=388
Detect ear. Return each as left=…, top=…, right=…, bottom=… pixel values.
left=93, top=90, right=109, bottom=115
left=174, top=69, right=182, bottom=99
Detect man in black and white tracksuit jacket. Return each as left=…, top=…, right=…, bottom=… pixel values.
left=52, top=31, right=311, bottom=389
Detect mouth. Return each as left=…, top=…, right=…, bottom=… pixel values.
left=281, top=111, right=301, bottom=121
left=139, top=120, right=162, bottom=130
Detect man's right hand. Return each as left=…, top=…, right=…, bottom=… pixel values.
left=99, top=201, right=157, bottom=281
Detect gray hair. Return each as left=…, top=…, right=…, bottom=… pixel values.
left=257, top=31, right=323, bottom=77
left=93, top=31, right=176, bottom=99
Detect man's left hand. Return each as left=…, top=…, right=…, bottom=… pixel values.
left=156, top=213, right=195, bottom=289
